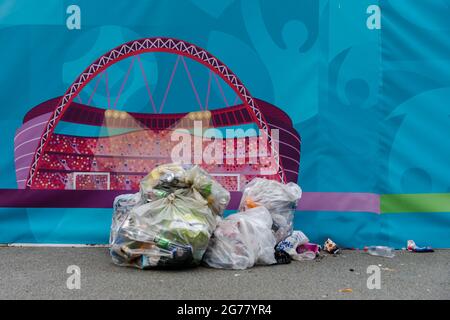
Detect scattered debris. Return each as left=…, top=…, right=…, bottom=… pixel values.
left=323, top=238, right=340, bottom=255
left=274, top=231, right=321, bottom=262
left=294, top=242, right=321, bottom=261
left=407, top=240, right=434, bottom=253
left=364, top=246, right=395, bottom=258
left=276, top=231, right=309, bottom=256
left=381, top=267, right=396, bottom=272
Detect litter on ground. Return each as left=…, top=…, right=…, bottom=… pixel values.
left=108, top=163, right=430, bottom=271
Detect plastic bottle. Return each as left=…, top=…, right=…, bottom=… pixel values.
left=363, top=246, right=395, bottom=258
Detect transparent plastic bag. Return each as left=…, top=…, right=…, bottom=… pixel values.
left=239, top=178, right=302, bottom=242
left=140, top=164, right=230, bottom=216
left=202, top=207, right=277, bottom=270
left=186, top=165, right=231, bottom=215
left=110, top=193, right=144, bottom=244
left=140, top=163, right=189, bottom=198
left=110, top=164, right=230, bottom=269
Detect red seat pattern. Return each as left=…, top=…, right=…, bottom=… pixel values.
left=33, top=130, right=280, bottom=191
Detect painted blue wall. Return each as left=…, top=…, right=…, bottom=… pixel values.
left=0, top=0, right=449, bottom=247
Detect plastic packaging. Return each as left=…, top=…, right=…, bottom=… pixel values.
left=297, top=243, right=320, bottom=255
left=239, top=178, right=302, bottom=242
left=292, top=250, right=316, bottom=261
left=110, top=164, right=230, bottom=269
left=274, top=231, right=319, bottom=261
left=293, top=243, right=320, bottom=261
left=407, top=240, right=434, bottom=253
left=364, top=246, right=396, bottom=258
left=202, top=207, right=277, bottom=269
left=275, top=231, right=309, bottom=255
left=323, top=238, right=340, bottom=255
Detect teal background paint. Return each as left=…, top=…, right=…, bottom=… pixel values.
left=0, top=0, right=449, bottom=247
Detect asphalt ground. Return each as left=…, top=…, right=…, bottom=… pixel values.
left=0, top=247, right=448, bottom=300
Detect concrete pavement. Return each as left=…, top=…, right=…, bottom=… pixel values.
left=0, top=247, right=448, bottom=300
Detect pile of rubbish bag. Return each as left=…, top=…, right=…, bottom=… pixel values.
left=109, top=163, right=305, bottom=270
left=203, top=179, right=303, bottom=269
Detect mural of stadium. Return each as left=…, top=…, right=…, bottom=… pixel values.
left=14, top=38, right=300, bottom=193
left=0, top=0, right=449, bottom=247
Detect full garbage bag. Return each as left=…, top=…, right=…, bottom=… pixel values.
left=239, top=178, right=302, bottom=242
left=110, top=164, right=230, bottom=269
left=202, top=207, right=277, bottom=270
left=186, top=166, right=231, bottom=216
left=140, top=164, right=230, bottom=215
